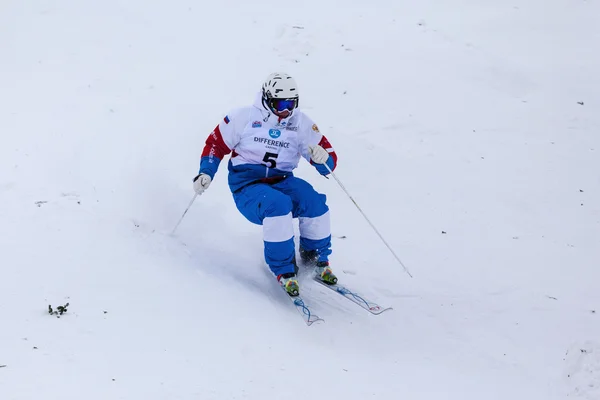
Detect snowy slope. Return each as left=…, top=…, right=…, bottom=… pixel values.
left=1, top=1, right=599, bottom=399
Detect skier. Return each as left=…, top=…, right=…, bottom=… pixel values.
left=193, top=72, right=338, bottom=296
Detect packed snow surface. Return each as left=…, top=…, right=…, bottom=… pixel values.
left=1, top=1, right=599, bottom=399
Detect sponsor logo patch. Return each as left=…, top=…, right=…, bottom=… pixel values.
left=269, top=129, right=281, bottom=139
left=254, top=137, right=290, bottom=148
left=224, top=115, right=230, bottom=124
left=252, top=121, right=262, bottom=128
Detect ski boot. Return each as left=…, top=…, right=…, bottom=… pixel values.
left=299, top=247, right=319, bottom=265
left=278, top=272, right=300, bottom=296
left=314, top=261, right=338, bottom=285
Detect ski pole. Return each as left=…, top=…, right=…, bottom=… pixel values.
left=171, top=193, right=198, bottom=235
left=323, top=163, right=413, bottom=278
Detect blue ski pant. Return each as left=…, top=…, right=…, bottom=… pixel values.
left=232, top=176, right=331, bottom=277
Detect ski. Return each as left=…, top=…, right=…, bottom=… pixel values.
left=312, top=278, right=392, bottom=315
left=280, top=287, right=323, bottom=326
left=289, top=294, right=324, bottom=325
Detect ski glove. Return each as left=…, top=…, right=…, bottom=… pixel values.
left=309, top=145, right=330, bottom=164
left=193, top=173, right=212, bottom=194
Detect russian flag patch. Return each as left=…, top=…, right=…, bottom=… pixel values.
left=224, top=115, right=230, bottom=124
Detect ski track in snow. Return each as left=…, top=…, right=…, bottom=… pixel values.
left=1, top=1, right=600, bottom=399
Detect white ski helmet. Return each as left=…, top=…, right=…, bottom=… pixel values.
left=261, top=72, right=299, bottom=117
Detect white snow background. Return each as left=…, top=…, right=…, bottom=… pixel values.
left=1, top=1, right=599, bottom=399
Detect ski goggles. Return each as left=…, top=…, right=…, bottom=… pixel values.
left=270, top=98, right=298, bottom=112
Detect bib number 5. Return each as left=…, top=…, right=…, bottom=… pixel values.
left=262, top=152, right=278, bottom=168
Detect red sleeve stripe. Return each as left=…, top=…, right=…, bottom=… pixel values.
left=318, top=136, right=337, bottom=169
left=201, top=125, right=231, bottom=159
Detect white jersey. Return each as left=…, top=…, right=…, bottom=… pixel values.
left=199, top=93, right=337, bottom=192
